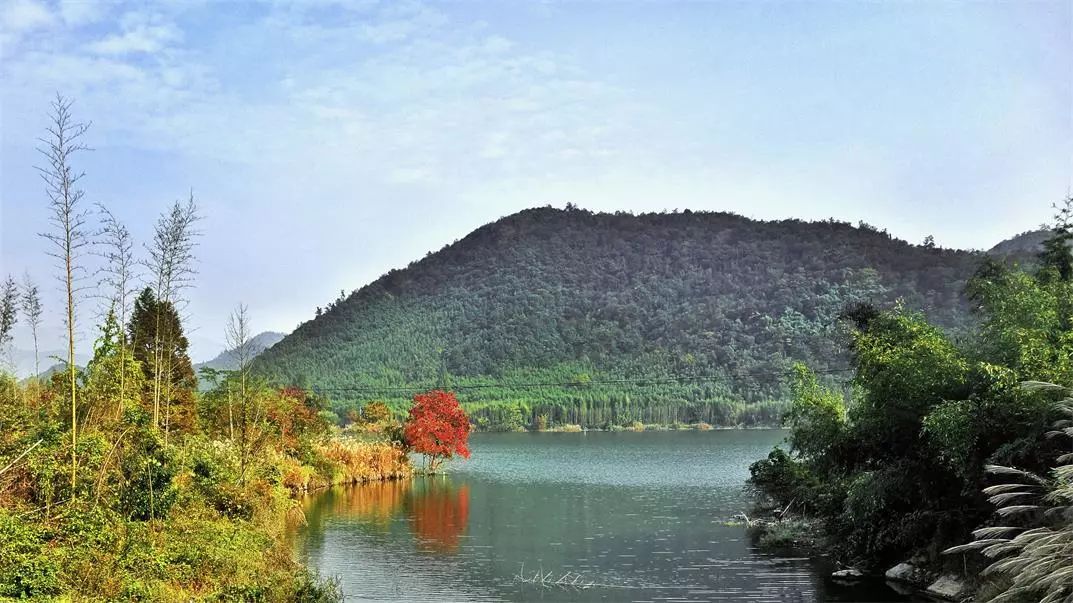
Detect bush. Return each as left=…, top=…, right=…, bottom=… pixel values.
left=749, top=448, right=820, bottom=510
left=118, top=427, right=178, bottom=521
left=0, top=510, right=60, bottom=598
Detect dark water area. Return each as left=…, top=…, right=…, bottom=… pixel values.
left=296, top=431, right=925, bottom=602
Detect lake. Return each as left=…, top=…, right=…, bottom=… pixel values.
left=296, top=431, right=920, bottom=602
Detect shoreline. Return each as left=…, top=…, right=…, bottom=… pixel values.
left=474, top=424, right=786, bottom=433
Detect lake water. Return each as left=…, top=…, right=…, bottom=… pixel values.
left=296, top=431, right=920, bottom=602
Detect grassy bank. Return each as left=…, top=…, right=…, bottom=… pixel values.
left=0, top=377, right=411, bottom=601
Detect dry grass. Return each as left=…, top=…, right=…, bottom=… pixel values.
left=317, top=440, right=412, bottom=487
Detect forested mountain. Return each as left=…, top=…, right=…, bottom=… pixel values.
left=989, top=229, right=1052, bottom=257
left=254, top=206, right=992, bottom=428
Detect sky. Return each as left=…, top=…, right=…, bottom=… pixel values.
left=1, top=0, right=1071, bottom=363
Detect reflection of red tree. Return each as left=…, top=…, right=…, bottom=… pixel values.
left=409, top=481, right=470, bottom=553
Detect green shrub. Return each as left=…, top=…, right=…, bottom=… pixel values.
left=119, top=429, right=178, bottom=521
left=0, top=510, right=61, bottom=598
left=748, top=448, right=823, bottom=512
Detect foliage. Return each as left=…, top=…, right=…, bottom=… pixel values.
left=0, top=275, right=17, bottom=351
left=749, top=215, right=1072, bottom=570
left=254, top=206, right=987, bottom=428
left=128, top=287, right=198, bottom=434
left=403, top=390, right=471, bottom=472
left=783, top=363, right=846, bottom=462
left=945, top=381, right=1073, bottom=603
left=360, top=400, right=393, bottom=425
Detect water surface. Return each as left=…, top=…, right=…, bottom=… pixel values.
left=297, top=431, right=918, bottom=602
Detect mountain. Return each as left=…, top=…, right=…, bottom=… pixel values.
left=20, top=361, right=83, bottom=385
left=254, top=206, right=992, bottom=429
left=6, top=348, right=91, bottom=380
left=989, top=229, right=1055, bottom=258
left=195, top=331, right=287, bottom=373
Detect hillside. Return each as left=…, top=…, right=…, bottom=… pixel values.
left=988, top=229, right=1057, bottom=257
left=254, top=206, right=989, bottom=429
left=7, top=348, right=91, bottom=380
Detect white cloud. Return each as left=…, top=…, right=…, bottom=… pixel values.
left=1, top=0, right=53, bottom=49
left=58, top=0, right=109, bottom=26
left=2, top=0, right=53, bottom=31
left=86, top=11, right=181, bottom=55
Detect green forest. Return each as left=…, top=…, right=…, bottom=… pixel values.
left=748, top=199, right=1073, bottom=601
left=254, top=205, right=999, bottom=430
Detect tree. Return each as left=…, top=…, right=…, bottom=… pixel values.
left=128, top=288, right=196, bottom=435
left=97, top=204, right=137, bottom=405
left=403, top=390, right=471, bottom=473
left=226, top=304, right=265, bottom=482
left=20, top=273, right=43, bottom=378
left=1038, top=196, right=1073, bottom=282
left=361, top=400, right=393, bottom=424
left=0, top=275, right=18, bottom=366
left=145, top=194, right=201, bottom=433
left=36, top=94, right=91, bottom=490
left=84, top=306, right=144, bottom=423
left=226, top=304, right=254, bottom=444
left=782, top=363, right=846, bottom=462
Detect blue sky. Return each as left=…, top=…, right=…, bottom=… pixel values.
left=1, top=0, right=1070, bottom=362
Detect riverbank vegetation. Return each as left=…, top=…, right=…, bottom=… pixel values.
left=0, top=97, right=417, bottom=600
left=748, top=198, right=1073, bottom=598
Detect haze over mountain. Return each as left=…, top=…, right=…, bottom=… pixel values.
left=5, top=348, right=91, bottom=380
left=194, top=331, right=287, bottom=373
left=988, top=229, right=1061, bottom=257
left=253, top=206, right=1014, bottom=428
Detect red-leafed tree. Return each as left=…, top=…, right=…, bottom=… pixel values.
left=403, top=390, right=471, bottom=473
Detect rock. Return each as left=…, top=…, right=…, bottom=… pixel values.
left=832, top=568, right=864, bottom=579
left=885, top=562, right=926, bottom=585
left=926, top=574, right=969, bottom=600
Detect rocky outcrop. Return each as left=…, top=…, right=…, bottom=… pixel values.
left=831, top=568, right=865, bottom=579
left=885, top=562, right=927, bottom=585
left=926, top=574, right=969, bottom=601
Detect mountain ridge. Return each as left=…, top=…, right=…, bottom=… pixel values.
left=253, top=206, right=1012, bottom=428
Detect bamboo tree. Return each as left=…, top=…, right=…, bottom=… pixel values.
left=37, top=94, right=91, bottom=491
left=97, top=205, right=138, bottom=416
left=0, top=275, right=18, bottom=373
left=20, top=272, right=43, bottom=379
left=227, top=304, right=256, bottom=481
left=145, top=194, right=201, bottom=437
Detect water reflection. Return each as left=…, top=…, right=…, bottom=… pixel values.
left=407, top=479, right=470, bottom=553
left=296, top=432, right=918, bottom=602
left=301, top=477, right=471, bottom=554
left=303, top=479, right=410, bottom=526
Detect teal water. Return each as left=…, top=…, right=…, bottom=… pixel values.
left=296, top=431, right=917, bottom=602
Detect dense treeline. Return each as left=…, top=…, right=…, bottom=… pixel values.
left=749, top=199, right=1073, bottom=599
left=255, top=205, right=989, bottom=428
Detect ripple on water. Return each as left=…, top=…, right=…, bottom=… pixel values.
left=295, top=431, right=913, bottom=602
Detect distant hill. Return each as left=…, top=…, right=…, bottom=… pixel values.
left=6, top=348, right=90, bottom=380
left=195, top=331, right=287, bottom=373
left=19, top=361, right=83, bottom=385
left=253, top=206, right=998, bottom=429
left=989, top=229, right=1056, bottom=258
